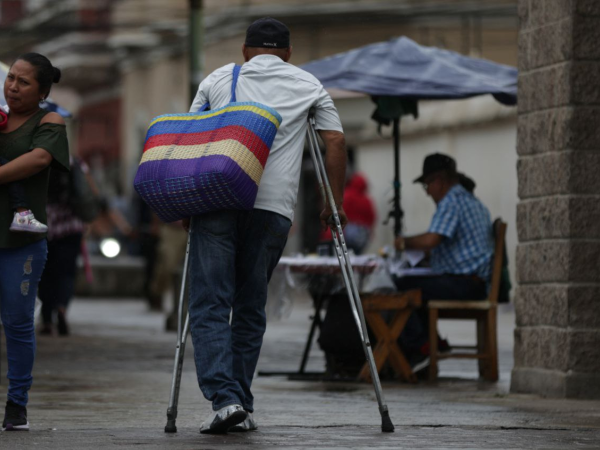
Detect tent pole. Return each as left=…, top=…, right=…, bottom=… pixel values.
left=393, top=118, right=401, bottom=236
left=189, top=0, right=204, bottom=105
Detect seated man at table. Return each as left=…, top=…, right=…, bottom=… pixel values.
left=394, top=153, right=494, bottom=369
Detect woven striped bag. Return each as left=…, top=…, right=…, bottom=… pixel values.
left=134, top=65, right=282, bottom=222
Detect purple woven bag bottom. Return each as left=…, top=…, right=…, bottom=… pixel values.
left=134, top=156, right=258, bottom=223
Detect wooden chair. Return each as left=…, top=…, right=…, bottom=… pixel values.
left=358, top=289, right=422, bottom=383
left=428, top=219, right=507, bottom=382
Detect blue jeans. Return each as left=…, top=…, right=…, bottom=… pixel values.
left=188, top=209, right=290, bottom=412
left=0, top=239, right=47, bottom=406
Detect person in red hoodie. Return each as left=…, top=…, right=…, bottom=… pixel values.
left=338, top=172, right=376, bottom=254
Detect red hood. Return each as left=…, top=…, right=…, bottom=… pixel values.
left=346, top=173, right=368, bottom=194
left=343, top=173, right=376, bottom=228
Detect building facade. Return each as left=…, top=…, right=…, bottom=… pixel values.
left=511, top=0, right=600, bottom=399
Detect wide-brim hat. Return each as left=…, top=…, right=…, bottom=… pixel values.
left=413, top=153, right=457, bottom=183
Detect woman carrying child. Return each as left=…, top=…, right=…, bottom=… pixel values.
left=0, top=53, right=69, bottom=431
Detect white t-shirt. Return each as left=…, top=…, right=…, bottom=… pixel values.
left=190, top=55, right=344, bottom=221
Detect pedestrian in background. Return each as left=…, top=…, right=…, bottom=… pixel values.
left=186, top=17, right=347, bottom=433
left=0, top=53, right=69, bottom=431
left=132, top=199, right=161, bottom=310
left=149, top=220, right=187, bottom=313
left=338, top=172, right=376, bottom=254
left=37, top=157, right=94, bottom=336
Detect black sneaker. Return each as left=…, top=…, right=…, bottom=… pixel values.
left=409, top=353, right=430, bottom=373
left=438, top=338, right=452, bottom=354
left=2, top=400, right=29, bottom=431
left=404, top=347, right=430, bottom=374
left=57, top=309, right=69, bottom=336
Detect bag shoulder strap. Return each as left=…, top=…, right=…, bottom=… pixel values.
left=230, top=64, right=241, bottom=103
left=197, top=63, right=241, bottom=112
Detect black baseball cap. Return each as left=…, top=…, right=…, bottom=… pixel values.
left=245, top=17, right=290, bottom=49
left=413, top=153, right=457, bottom=183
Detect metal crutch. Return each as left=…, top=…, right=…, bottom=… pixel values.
left=306, top=109, right=395, bottom=433
left=165, top=220, right=192, bottom=433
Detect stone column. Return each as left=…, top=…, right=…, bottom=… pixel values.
left=512, top=0, right=600, bottom=398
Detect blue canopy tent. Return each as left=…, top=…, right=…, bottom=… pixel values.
left=0, top=61, right=71, bottom=118
left=301, top=37, right=517, bottom=235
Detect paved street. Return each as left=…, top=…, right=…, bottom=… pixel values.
left=1, top=292, right=600, bottom=449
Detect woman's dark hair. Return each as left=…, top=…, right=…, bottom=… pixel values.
left=14, top=53, right=61, bottom=99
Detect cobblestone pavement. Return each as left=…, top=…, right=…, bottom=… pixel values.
left=1, top=295, right=599, bottom=449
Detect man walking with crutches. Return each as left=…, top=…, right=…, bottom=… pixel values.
left=184, top=17, right=347, bottom=434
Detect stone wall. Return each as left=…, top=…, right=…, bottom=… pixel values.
left=512, top=0, right=600, bottom=398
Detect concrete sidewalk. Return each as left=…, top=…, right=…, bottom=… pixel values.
left=1, top=296, right=599, bottom=449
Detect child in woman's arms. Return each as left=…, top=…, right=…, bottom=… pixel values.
left=0, top=107, right=48, bottom=234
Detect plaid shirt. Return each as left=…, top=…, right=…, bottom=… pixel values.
left=428, top=184, right=494, bottom=281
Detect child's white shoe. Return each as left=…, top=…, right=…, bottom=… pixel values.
left=10, top=210, right=48, bottom=234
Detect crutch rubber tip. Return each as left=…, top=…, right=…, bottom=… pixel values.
left=165, top=421, right=177, bottom=433
left=381, top=411, right=395, bottom=433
